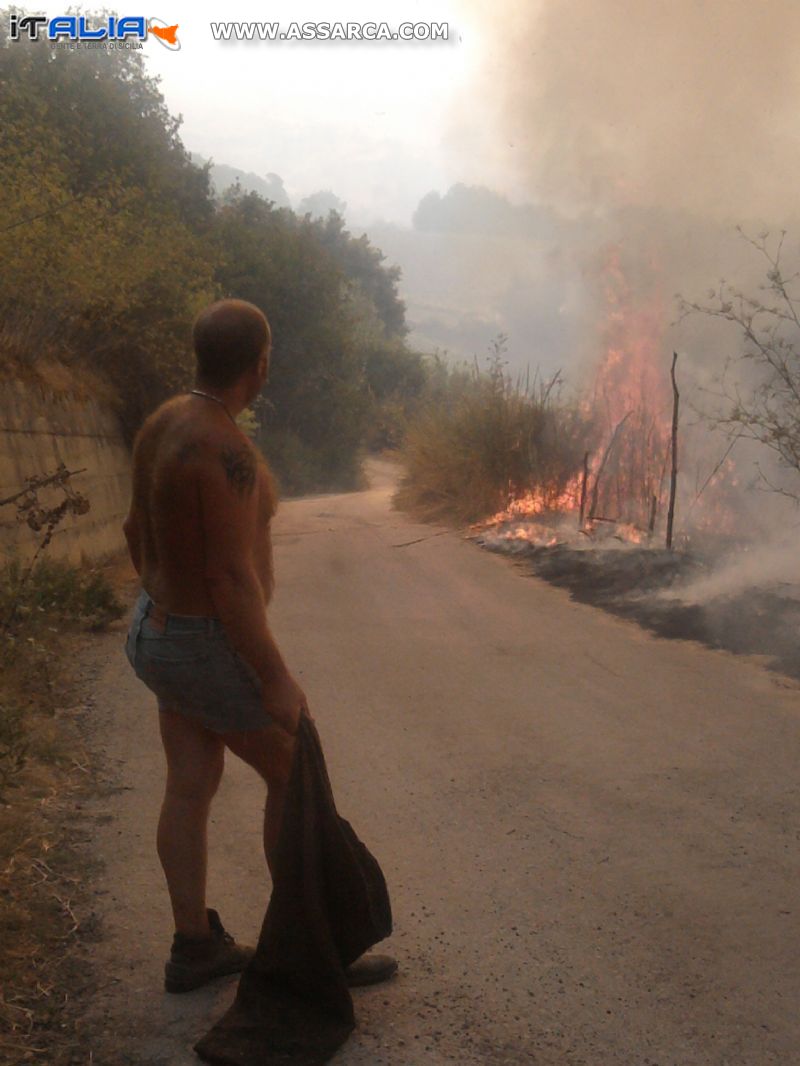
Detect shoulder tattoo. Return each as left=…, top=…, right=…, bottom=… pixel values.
left=176, top=441, right=201, bottom=464
left=220, top=445, right=256, bottom=496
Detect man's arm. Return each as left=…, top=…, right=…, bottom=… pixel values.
left=198, top=435, right=306, bottom=734
left=122, top=509, right=142, bottom=575
left=123, top=431, right=145, bottom=575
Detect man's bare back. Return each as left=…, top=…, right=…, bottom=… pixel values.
left=127, top=394, right=277, bottom=615
left=120, top=299, right=393, bottom=992
left=124, top=382, right=306, bottom=736
left=121, top=297, right=308, bottom=963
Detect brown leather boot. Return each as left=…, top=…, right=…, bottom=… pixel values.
left=164, top=908, right=255, bottom=993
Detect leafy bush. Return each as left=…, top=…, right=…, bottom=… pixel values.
left=364, top=340, right=428, bottom=450
left=260, top=425, right=365, bottom=495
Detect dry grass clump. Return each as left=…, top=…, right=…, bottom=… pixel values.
left=396, top=351, right=592, bottom=524
left=0, top=560, right=122, bottom=1064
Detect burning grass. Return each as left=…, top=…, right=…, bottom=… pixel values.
left=0, top=558, right=123, bottom=1065
left=395, top=350, right=591, bottom=524
left=397, top=245, right=792, bottom=677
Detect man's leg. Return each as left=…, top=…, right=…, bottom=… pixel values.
left=220, top=722, right=295, bottom=877
left=223, top=721, right=398, bottom=988
left=157, top=708, right=225, bottom=938
left=223, top=720, right=399, bottom=988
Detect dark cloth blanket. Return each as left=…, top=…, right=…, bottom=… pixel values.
left=195, top=714, right=392, bottom=1066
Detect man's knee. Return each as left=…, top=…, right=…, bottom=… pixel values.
left=165, top=751, right=224, bottom=805
left=159, top=709, right=225, bottom=804
left=224, top=724, right=295, bottom=790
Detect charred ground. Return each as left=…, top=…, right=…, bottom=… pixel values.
left=476, top=534, right=800, bottom=683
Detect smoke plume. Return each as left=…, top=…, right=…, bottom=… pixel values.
left=477, top=0, right=800, bottom=224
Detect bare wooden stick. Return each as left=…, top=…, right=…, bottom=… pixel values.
left=589, top=412, right=632, bottom=521
left=648, top=493, right=658, bottom=534
left=0, top=466, right=86, bottom=508
left=666, top=352, right=680, bottom=549
left=578, top=451, right=589, bottom=528
left=680, top=432, right=741, bottom=530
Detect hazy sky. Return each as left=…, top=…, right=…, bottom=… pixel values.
left=31, top=1, right=800, bottom=227
left=41, top=0, right=515, bottom=224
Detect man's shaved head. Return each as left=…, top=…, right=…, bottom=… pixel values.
left=193, top=299, right=271, bottom=389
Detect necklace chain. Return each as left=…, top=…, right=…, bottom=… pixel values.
left=189, top=389, right=237, bottom=426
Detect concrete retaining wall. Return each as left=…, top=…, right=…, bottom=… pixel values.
left=0, top=374, right=131, bottom=565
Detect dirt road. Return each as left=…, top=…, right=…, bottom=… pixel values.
left=81, top=460, right=800, bottom=1065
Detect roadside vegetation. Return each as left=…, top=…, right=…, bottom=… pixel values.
left=0, top=466, right=125, bottom=1063
left=1, top=14, right=583, bottom=517
left=679, top=228, right=800, bottom=501
left=396, top=344, right=593, bottom=524
left=0, top=555, right=123, bottom=1065
left=0, top=16, right=424, bottom=494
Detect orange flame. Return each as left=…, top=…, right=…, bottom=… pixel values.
left=483, top=243, right=671, bottom=546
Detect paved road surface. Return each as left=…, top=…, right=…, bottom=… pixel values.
left=82, top=460, right=800, bottom=1064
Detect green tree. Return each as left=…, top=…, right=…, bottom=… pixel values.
left=0, top=17, right=424, bottom=489
left=297, top=190, right=347, bottom=219
left=213, top=192, right=371, bottom=491
left=312, top=212, right=407, bottom=338
left=0, top=21, right=217, bottom=438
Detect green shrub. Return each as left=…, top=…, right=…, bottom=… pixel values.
left=262, top=426, right=366, bottom=496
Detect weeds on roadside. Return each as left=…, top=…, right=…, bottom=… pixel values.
left=397, top=342, right=594, bottom=524
left=0, top=559, right=123, bottom=794
left=0, top=701, right=26, bottom=803
left=0, top=463, right=91, bottom=631
left=0, top=556, right=122, bottom=1062
left=0, top=558, right=123, bottom=634
left=0, top=463, right=124, bottom=1061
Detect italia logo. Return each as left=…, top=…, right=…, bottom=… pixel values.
left=8, top=14, right=181, bottom=50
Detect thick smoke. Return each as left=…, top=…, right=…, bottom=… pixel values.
left=460, top=1, right=800, bottom=619
left=464, top=0, right=800, bottom=489
left=480, top=0, right=800, bottom=225
left=662, top=534, right=800, bottom=605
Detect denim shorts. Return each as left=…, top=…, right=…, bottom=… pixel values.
left=125, top=589, right=272, bottom=732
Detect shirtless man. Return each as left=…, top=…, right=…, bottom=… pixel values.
left=124, top=299, right=395, bottom=994
left=122, top=298, right=310, bottom=994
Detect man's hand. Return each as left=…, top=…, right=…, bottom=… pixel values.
left=262, top=672, right=308, bottom=735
